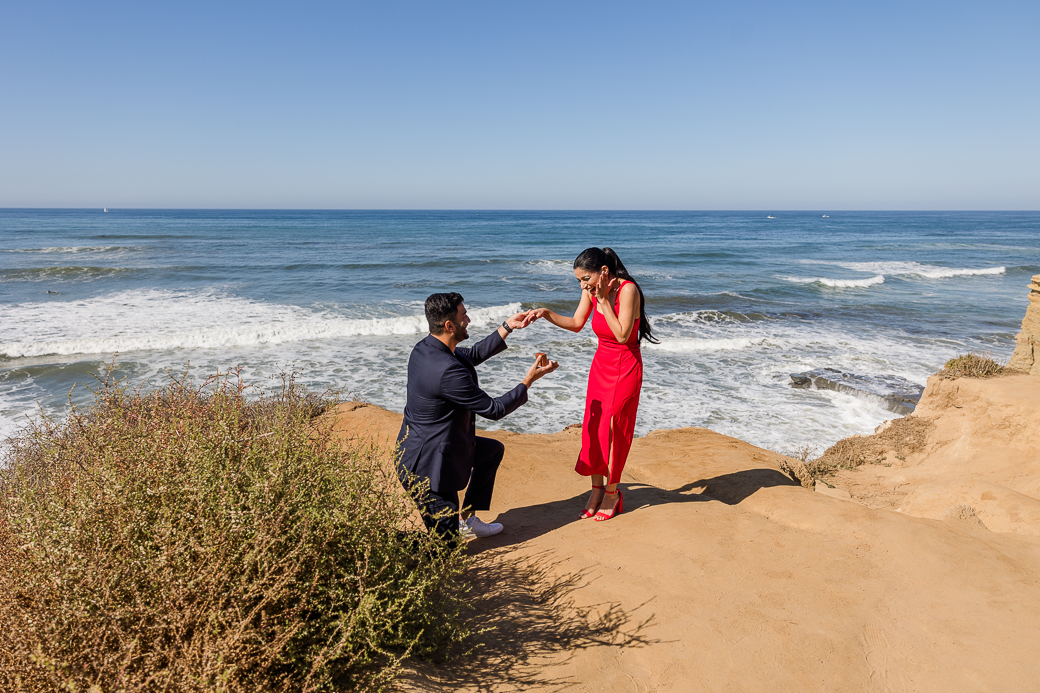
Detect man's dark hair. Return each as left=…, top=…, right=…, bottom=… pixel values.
left=425, top=292, right=464, bottom=335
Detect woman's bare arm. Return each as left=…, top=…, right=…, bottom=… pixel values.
left=596, top=281, right=639, bottom=343
left=531, top=290, right=593, bottom=332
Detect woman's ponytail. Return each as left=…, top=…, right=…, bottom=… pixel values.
left=573, top=247, right=658, bottom=344
left=602, top=247, right=632, bottom=281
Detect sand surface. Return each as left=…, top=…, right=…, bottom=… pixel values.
left=329, top=378, right=1040, bottom=693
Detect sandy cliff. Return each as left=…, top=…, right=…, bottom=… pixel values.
left=824, top=373, right=1040, bottom=538
left=1008, top=273, right=1040, bottom=375
left=330, top=400, right=1040, bottom=692
left=822, top=273, right=1040, bottom=539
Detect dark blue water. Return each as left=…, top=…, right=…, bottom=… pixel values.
left=2, top=209, right=1037, bottom=452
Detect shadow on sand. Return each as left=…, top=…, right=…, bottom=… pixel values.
left=672, top=467, right=801, bottom=505
left=398, top=549, right=659, bottom=692
left=399, top=468, right=799, bottom=690
left=468, top=467, right=799, bottom=551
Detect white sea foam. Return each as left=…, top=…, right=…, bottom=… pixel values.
left=801, top=260, right=1006, bottom=279
left=647, top=337, right=776, bottom=352
left=523, top=259, right=673, bottom=282
left=521, top=259, right=571, bottom=273
left=920, top=266, right=1005, bottom=278
left=780, top=275, right=886, bottom=288
left=0, top=291, right=1003, bottom=457
left=835, top=261, right=1006, bottom=279
left=0, top=266, right=137, bottom=282
left=1, top=246, right=139, bottom=254
left=0, top=374, right=41, bottom=444
left=628, top=267, right=676, bottom=281
left=0, top=290, right=521, bottom=358
left=0, top=296, right=989, bottom=457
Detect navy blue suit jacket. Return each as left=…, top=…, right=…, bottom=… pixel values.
left=397, top=330, right=528, bottom=494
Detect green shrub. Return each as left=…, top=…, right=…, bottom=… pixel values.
left=0, top=369, right=472, bottom=692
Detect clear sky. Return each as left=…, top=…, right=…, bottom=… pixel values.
left=1, top=1, right=1037, bottom=209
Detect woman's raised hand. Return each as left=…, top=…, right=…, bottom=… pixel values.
left=596, top=276, right=617, bottom=300
left=593, top=277, right=618, bottom=312
left=527, top=308, right=549, bottom=322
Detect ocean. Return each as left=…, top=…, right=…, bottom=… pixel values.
left=1, top=209, right=1036, bottom=456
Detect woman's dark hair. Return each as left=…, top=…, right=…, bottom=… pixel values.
left=573, top=247, right=658, bottom=344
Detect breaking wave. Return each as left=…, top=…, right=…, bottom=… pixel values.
left=0, top=290, right=522, bottom=358
left=780, top=275, right=886, bottom=288
left=802, top=260, right=1006, bottom=279
left=646, top=337, right=776, bottom=352
left=1, top=246, right=140, bottom=254
left=0, top=266, right=137, bottom=282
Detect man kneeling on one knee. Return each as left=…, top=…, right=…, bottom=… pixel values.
left=397, top=292, right=559, bottom=540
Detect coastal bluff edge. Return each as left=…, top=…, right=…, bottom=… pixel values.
left=330, top=363, right=1040, bottom=691
left=1008, top=273, right=1040, bottom=375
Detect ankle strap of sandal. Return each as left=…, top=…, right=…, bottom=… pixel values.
left=592, top=484, right=605, bottom=489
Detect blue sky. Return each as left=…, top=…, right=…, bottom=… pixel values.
left=1, top=1, right=1037, bottom=209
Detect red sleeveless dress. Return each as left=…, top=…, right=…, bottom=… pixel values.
left=575, top=280, right=643, bottom=484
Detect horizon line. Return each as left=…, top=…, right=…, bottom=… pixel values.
left=3, top=207, right=1040, bottom=214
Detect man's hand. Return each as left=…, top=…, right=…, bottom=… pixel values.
left=505, top=310, right=537, bottom=331
left=522, top=354, right=560, bottom=388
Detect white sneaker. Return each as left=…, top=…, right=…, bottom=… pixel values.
left=462, top=515, right=503, bottom=538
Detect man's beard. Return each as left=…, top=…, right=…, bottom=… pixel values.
left=456, top=324, right=469, bottom=342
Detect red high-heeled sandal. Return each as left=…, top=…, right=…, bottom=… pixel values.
left=579, top=484, right=606, bottom=519
left=594, top=490, right=623, bottom=522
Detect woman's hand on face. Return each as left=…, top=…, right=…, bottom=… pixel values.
left=592, top=277, right=616, bottom=312
left=586, top=287, right=605, bottom=314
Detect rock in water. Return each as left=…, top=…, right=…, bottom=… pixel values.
left=1008, top=274, right=1040, bottom=375
left=789, top=367, right=924, bottom=415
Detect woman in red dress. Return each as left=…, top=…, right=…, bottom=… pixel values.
left=532, top=247, right=657, bottom=521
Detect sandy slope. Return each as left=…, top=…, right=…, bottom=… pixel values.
left=331, top=400, right=1040, bottom=693
left=825, top=373, right=1040, bottom=539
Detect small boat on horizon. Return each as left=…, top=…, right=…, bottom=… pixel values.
left=822, top=214, right=830, bottom=218
left=767, top=215, right=776, bottom=219
left=103, top=208, right=108, bottom=212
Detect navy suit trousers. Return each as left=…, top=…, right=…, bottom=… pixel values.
left=399, top=436, right=505, bottom=540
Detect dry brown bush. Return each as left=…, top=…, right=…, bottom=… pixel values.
left=936, top=352, right=1010, bottom=380
left=775, top=444, right=825, bottom=489
left=816, top=415, right=933, bottom=472
left=777, top=415, right=934, bottom=488
left=0, top=369, right=472, bottom=692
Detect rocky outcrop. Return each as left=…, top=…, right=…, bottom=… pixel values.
left=790, top=367, right=923, bottom=414
left=1008, top=274, right=1040, bottom=375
